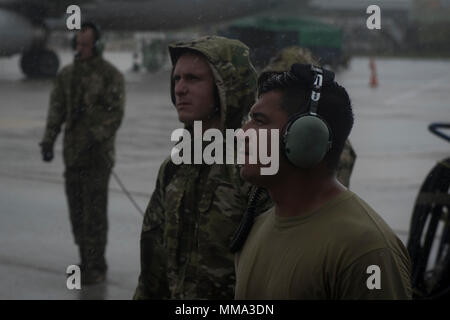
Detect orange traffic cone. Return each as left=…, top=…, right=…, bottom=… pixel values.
left=369, top=58, right=378, bottom=88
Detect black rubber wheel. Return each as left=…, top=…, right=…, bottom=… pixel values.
left=20, top=49, right=59, bottom=78
left=407, top=158, right=450, bottom=299
left=20, top=49, right=40, bottom=77
left=36, top=49, right=59, bottom=77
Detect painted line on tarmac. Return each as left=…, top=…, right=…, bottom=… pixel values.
left=385, top=75, right=450, bottom=106
left=0, top=170, right=150, bottom=198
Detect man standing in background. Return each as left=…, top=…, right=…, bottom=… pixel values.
left=40, top=22, right=125, bottom=285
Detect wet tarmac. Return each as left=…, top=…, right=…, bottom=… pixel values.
left=0, top=51, right=449, bottom=299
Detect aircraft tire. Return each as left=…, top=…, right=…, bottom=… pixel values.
left=20, top=49, right=59, bottom=78
left=407, top=157, right=450, bottom=299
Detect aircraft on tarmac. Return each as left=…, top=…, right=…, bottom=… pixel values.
left=0, top=0, right=297, bottom=77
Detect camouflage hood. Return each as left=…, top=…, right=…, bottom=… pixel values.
left=168, top=35, right=257, bottom=131
left=262, top=46, right=320, bottom=73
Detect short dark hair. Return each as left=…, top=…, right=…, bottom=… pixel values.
left=80, top=21, right=101, bottom=41
left=257, top=70, right=354, bottom=171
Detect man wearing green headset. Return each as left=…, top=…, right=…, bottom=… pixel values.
left=234, top=64, right=411, bottom=300
left=263, top=46, right=357, bottom=188
left=40, top=22, right=125, bottom=285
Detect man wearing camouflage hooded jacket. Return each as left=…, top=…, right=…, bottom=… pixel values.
left=263, top=46, right=357, bottom=187
left=133, top=36, right=270, bottom=299
left=40, top=24, right=125, bottom=284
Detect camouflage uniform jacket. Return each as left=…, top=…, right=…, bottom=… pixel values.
left=134, top=36, right=270, bottom=299
left=42, top=55, right=125, bottom=168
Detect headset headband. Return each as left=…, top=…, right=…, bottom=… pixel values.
left=289, top=63, right=335, bottom=115
left=309, top=65, right=323, bottom=115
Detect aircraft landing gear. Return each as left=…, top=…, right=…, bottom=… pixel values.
left=407, top=123, right=450, bottom=299
left=20, top=48, right=59, bottom=78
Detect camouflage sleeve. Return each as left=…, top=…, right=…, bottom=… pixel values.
left=133, top=160, right=171, bottom=300
left=336, top=139, right=357, bottom=188
left=42, top=73, right=66, bottom=145
left=89, top=70, right=125, bottom=142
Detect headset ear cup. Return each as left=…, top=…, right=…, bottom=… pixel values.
left=283, top=115, right=331, bottom=168
left=94, top=39, right=105, bottom=55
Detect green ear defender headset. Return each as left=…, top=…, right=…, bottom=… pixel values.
left=282, top=64, right=335, bottom=168
left=71, top=21, right=104, bottom=55
left=230, top=65, right=336, bottom=253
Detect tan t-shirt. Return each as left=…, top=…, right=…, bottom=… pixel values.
left=235, top=190, right=412, bottom=299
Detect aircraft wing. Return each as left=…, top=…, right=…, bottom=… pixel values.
left=0, top=0, right=298, bottom=30
left=0, top=0, right=92, bottom=21
left=0, top=0, right=305, bottom=77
